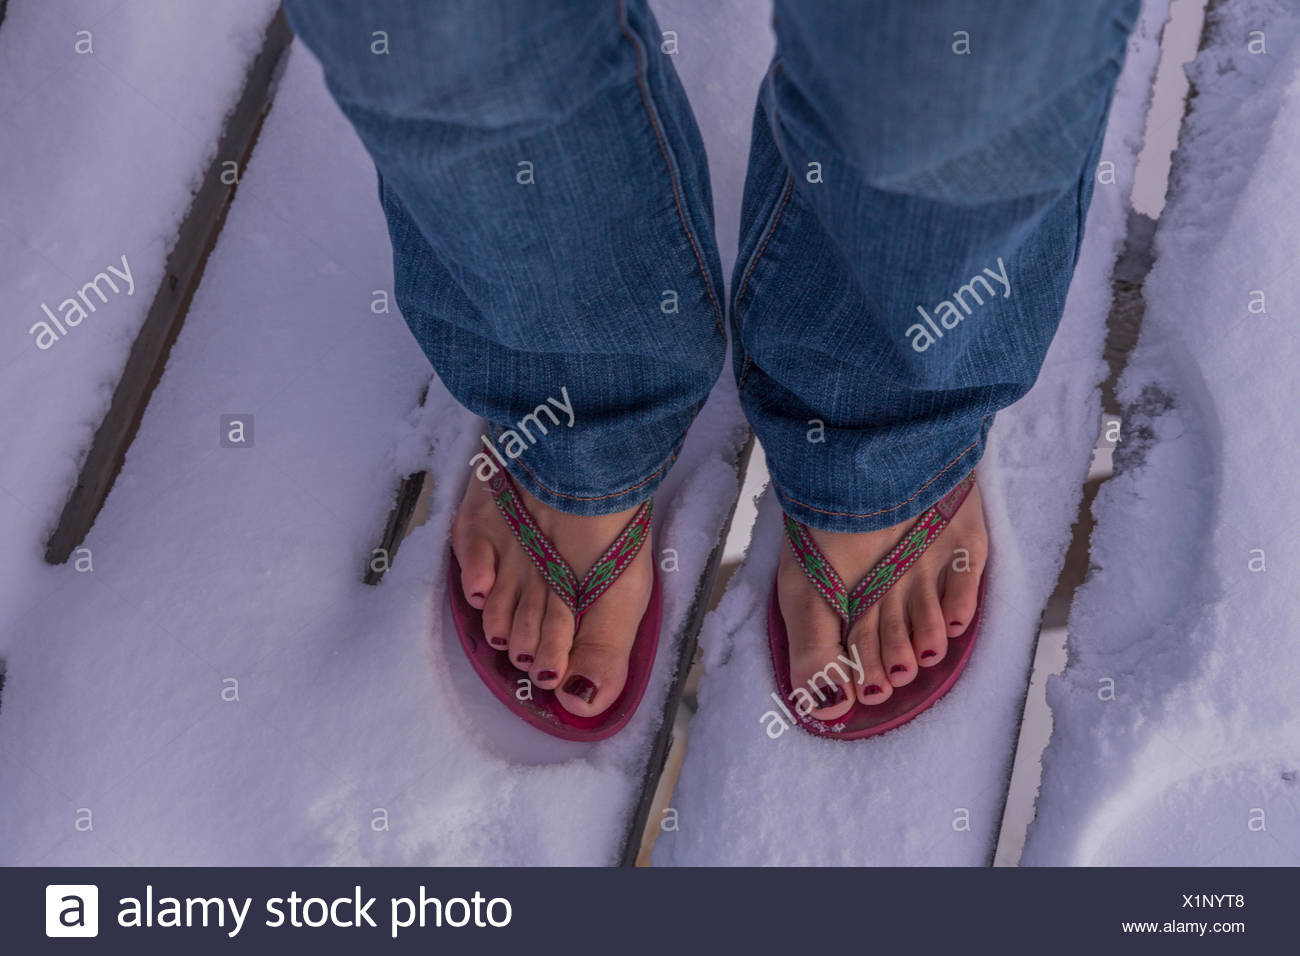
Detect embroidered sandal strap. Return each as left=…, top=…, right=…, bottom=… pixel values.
left=487, top=472, right=652, bottom=622
left=784, top=471, right=976, bottom=628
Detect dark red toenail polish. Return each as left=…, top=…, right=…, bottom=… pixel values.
left=537, top=670, right=558, bottom=682
left=814, top=682, right=846, bottom=707
left=516, top=653, right=534, bottom=664
left=489, top=636, right=508, bottom=648
left=949, top=621, right=962, bottom=628
left=921, top=649, right=937, bottom=659
left=472, top=591, right=485, bottom=600
left=864, top=684, right=884, bottom=695
left=563, top=675, right=598, bottom=704
left=889, top=664, right=907, bottom=674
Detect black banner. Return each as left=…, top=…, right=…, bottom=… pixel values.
left=7, top=867, right=1291, bottom=953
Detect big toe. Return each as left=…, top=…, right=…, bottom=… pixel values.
left=779, top=572, right=854, bottom=721
left=554, top=563, right=650, bottom=718
left=556, top=627, right=634, bottom=720
left=557, top=637, right=630, bottom=718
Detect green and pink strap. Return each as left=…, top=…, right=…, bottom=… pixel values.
left=784, top=472, right=976, bottom=628
left=488, top=472, right=652, bottom=622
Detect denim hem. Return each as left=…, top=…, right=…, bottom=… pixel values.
left=772, top=428, right=987, bottom=534
left=487, top=414, right=694, bottom=517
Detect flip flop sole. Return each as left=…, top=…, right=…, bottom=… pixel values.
left=450, top=553, right=663, bottom=742
left=768, top=572, right=985, bottom=739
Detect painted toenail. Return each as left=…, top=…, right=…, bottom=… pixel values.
left=949, top=621, right=962, bottom=628
left=921, top=649, right=937, bottom=659
left=516, top=653, right=534, bottom=664
left=537, top=670, right=558, bottom=682
left=562, top=675, right=598, bottom=704
left=472, top=591, right=485, bottom=600
left=864, top=684, right=884, bottom=695
left=814, top=682, right=846, bottom=707
left=489, top=636, right=508, bottom=648
left=889, top=664, right=907, bottom=674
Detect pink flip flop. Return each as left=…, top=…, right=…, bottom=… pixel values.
left=449, top=471, right=662, bottom=742
left=769, top=471, right=985, bottom=740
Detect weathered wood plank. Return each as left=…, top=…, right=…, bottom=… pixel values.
left=44, top=8, right=293, bottom=564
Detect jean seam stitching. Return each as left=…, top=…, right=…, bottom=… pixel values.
left=732, top=61, right=788, bottom=396
left=773, top=420, right=986, bottom=520
left=616, top=0, right=725, bottom=340
left=738, top=356, right=754, bottom=392
left=734, top=173, right=794, bottom=397
left=735, top=168, right=794, bottom=307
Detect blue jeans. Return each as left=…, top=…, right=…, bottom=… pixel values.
left=286, top=0, right=1137, bottom=532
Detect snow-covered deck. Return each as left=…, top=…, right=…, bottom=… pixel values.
left=2, top=0, right=1296, bottom=866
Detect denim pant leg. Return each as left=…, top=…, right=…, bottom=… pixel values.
left=732, top=0, right=1140, bottom=533
left=285, top=0, right=726, bottom=515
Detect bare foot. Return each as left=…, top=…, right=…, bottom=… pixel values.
left=777, top=483, right=987, bottom=721
left=452, top=476, right=652, bottom=718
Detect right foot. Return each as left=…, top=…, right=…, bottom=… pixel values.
left=451, top=475, right=653, bottom=719
left=777, top=483, right=988, bottom=722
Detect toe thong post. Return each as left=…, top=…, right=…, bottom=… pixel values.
left=488, top=471, right=652, bottom=625
left=784, top=471, right=977, bottom=632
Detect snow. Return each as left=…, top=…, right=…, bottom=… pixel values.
left=0, top=0, right=280, bottom=634
left=653, top=0, right=1172, bottom=865
left=0, top=1, right=747, bottom=865
left=5, top=0, right=1292, bottom=869
left=1022, top=0, right=1300, bottom=865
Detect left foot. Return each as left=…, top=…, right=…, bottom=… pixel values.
left=452, top=476, right=653, bottom=719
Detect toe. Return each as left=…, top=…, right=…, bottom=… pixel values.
left=556, top=632, right=629, bottom=718
left=480, top=572, right=518, bottom=652
left=555, top=560, right=650, bottom=718
left=908, top=574, right=949, bottom=667
left=778, top=567, right=854, bottom=721
left=508, top=578, right=546, bottom=670
left=847, top=604, right=893, bottom=705
left=531, top=594, right=574, bottom=689
left=940, top=539, right=987, bottom=637
left=453, top=526, right=496, bottom=611
left=878, top=591, right=917, bottom=686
